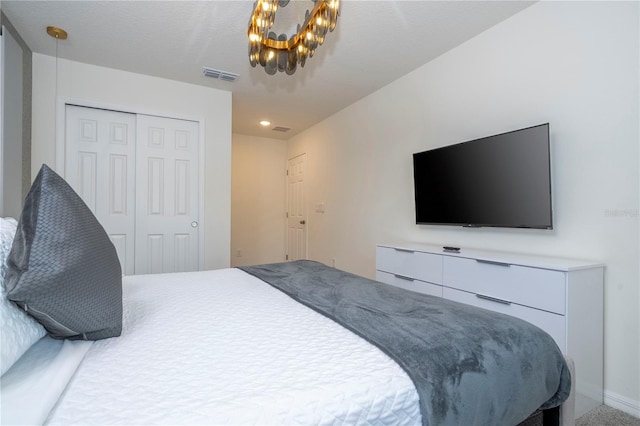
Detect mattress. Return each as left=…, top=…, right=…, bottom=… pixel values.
left=44, top=268, right=421, bottom=425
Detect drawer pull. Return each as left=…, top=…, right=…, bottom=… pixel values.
left=476, top=294, right=512, bottom=305
left=476, top=259, right=511, bottom=267
left=394, top=248, right=415, bottom=253
left=394, top=274, right=415, bottom=282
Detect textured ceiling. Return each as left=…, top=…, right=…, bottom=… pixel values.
left=2, top=0, right=535, bottom=139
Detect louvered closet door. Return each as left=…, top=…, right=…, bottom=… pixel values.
left=135, top=115, right=199, bottom=274
left=65, top=105, right=136, bottom=275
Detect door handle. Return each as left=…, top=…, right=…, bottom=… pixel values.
left=300, top=220, right=306, bottom=225
left=191, top=221, right=199, bottom=228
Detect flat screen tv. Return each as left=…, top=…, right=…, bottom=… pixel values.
left=413, top=123, right=552, bottom=229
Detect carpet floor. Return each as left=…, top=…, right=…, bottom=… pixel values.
left=576, top=405, right=640, bottom=426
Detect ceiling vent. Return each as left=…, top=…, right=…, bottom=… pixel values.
left=202, top=67, right=239, bottom=82
left=272, top=126, right=291, bottom=132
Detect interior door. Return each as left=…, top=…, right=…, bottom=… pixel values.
left=286, top=153, right=307, bottom=261
left=65, top=105, right=136, bottom=275
left=135, top=114, right=200, bottom=274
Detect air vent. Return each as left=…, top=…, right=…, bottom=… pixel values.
left=272, top=126, right=291, bottom=132
left=202, top=67, right=239, bottom=82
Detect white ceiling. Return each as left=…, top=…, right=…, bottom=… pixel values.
left=2, top=0, right=535, bottom=140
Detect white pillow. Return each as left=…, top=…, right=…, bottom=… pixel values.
left=0, top=217, right=19, bottom=288
left=1, top=217, right=46, bottom=375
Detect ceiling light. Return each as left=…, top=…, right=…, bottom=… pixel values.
left=259, top=120, right=271, bottom=126
left=46, top=26, right=68, bottom=40
left=248, top=0, right=341, bottom=75
left=47, top=26, right=67, bottom=146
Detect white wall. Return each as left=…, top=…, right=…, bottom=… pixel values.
left=288, top=1, right=639, bottom=413
left=31, top=54, right=232, bottom=270
left=231, top=134, right=286, bottom=267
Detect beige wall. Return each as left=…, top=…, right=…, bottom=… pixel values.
left=31, top=54, right=232, bottom=270
left=288, top=1, right=639, bottom=413
left=231, top=134, right=286, bottom=267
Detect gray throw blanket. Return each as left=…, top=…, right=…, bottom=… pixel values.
left=240, top=260, right=571, bottom=426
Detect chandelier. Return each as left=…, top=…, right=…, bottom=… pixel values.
left=248, top=0, right=340, bottom=75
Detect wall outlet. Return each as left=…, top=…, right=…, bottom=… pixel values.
left=332, top=258, right=336, bottom=267
left=236, top=249, right=242, bottom=257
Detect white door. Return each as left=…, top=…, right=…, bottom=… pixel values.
left=135, top=114, right=200, bottom=274
left=65, top=106, right=201, bottom=275
left=287, top=154, right=307, bottom=261
left=65, top=105, right=136, bottom=275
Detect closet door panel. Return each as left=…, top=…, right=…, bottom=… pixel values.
left=65, top=105, right=136, bottom=275
left=135, top=115, right=199, bottom=274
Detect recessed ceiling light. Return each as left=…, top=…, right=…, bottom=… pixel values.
left=259, top=120, right=271, bottom=127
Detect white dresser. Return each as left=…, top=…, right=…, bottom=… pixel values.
left=376, top=243, right=604, bottom=418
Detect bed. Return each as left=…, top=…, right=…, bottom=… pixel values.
left=1, top=165, right=573, bottom=426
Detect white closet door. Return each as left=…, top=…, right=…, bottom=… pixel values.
left=135, top=115, right=199, bottom=274
left=65, top=105, right=136, bottom=275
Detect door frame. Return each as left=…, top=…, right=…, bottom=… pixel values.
left=55, top=96, right=206, bottom=270
left=285, top=152, right=308, bottom=261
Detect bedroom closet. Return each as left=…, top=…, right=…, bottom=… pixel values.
left=63, top=104, right=201, bottom=276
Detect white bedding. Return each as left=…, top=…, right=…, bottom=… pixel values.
left=1, top=337, right=92, bottom=425
left=44, top=268, right=421, bottom=425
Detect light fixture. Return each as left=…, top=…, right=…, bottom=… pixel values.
left=248, top=0, right=340, bottom=75
left=259, top=120, right=271, bottom=126
left=47, top=26, right=68, bottom=40
left=47, top=26, right=67, bottom=154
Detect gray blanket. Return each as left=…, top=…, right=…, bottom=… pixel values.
left=240, top=260, right=571, bottom=426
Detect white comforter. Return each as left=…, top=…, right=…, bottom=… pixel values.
left=42, top=268, right=420, bottom=425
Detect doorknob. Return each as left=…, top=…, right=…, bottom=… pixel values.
left=191, top=221, right=199, bottom=228
left=300, top=220, right=306, bottom=225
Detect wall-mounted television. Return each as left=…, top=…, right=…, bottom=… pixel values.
left=413, top=123, right=552, bottom=229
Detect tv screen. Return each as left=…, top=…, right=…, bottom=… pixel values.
left=413, top=123, right=552, bottom=229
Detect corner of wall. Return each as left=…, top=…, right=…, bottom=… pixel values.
left=1, top=11, right=32, bottom=192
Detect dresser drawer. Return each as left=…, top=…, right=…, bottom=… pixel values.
left=376, top=246, right=442, bottom=284
left=443, top=287, right=566, bottom=350
left=376, top=271, right=443, bottom=297
left=443, top=256, right=566, bottom=315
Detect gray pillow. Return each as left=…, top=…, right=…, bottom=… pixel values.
left=5, top=164, right=122, bottom=340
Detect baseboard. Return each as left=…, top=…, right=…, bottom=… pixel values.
left=604, top=390, right=640, bottom=419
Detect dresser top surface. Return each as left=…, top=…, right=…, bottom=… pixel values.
left=377, top=243, right=604, bottom=272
